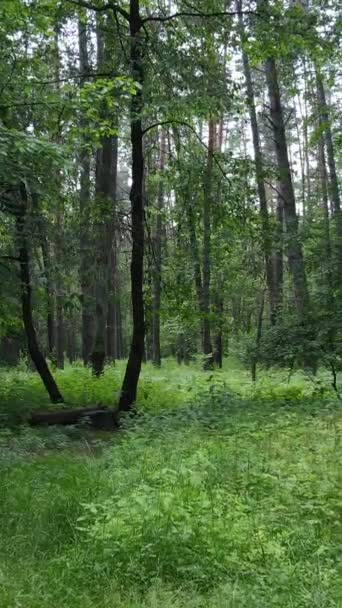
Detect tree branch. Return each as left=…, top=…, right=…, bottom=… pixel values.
left=143, top=10, right=259, bottom=24
left=65, top=0, right=129, bottom=21
left=143, top=120, right=231, bottom=185
left=0, top=255, right=20, bottom=262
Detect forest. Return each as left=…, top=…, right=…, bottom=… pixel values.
left=0, top=0, right=341, bottom=606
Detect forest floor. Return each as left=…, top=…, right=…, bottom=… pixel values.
left=0, top=359, right=341, bottom=607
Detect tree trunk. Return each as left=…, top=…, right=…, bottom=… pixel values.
left=272, top=194, right=284, bottom=312
left=115, top=281, right=124, bottom=358
left=30, top=407, right=118, bottom=430
left=0, top=336, right=20, bottom=367
left=152, top=128, right=166, bottom=366
left=236, top=1, right=277, bottom=324
left=106, top=136, right=119, bottom=362
left=315, top=70, right=341, bottom=215
left=118, top=0, right=145, bottom=411
left=265, top=56, right=310, bottom=321
left=202, top=119, right=214, bottom=367
left=40, top=235, right=56, bottom=356
left=78, top=14, right=95, bottom=366
left=315, top=68, right=342, bottom=280
left=16, top=193, right=63, bottom=404
left=106, top=243, right=117, bottom=361
left=213, top=290, right=223, bottom=368
left=54, top=24, right=65, bottom=369
left=251, top=290, right=265, bottom=383
left=91, top=21, right=117, bottom=377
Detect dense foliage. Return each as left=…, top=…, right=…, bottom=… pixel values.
left=0, top=364, right=341, bottom=607
left=0, top=1, right=341, bottom=605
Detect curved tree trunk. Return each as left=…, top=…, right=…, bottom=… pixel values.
left=16, top=193, right=63, bottom=404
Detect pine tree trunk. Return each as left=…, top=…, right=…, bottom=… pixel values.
left=152, top=129, right=166, bottom=366
left=106, top=137, right=118, bottom=362
left=202, top=119, right=214, bottom=367
left=91, top=22, right=117, bottom=377
left=118, top=0, right=145, bottom=411
left=78, top=15, right=95, bottom=366
left=236, top=1, right=278, bottom=324
left=315, top=69, right=342, bottom=280
left=265, top=56, right=310, bottom=321
left=40, top=235, right=56, bottom=356
left=106, top=243, right=117, bottom=361
left=272, top=194, right=284, bottom=312
left=54, top=25, right=65, bottom=369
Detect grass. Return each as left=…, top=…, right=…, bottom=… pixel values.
left=0, top=355, right=334, bottom=424
left=0, top=360, right=341, bottom=607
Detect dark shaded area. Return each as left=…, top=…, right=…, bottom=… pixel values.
left=30, top=407, right=119, bottom=430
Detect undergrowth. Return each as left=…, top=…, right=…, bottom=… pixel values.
left=0, top=362, right=341, bottom=606
left=0, top=356, right=336, bottom=426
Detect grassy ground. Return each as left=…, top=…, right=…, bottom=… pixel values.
left=0, top=360, right=341, bottom=607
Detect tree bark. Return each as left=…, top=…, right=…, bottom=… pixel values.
left=105, top=135, right=119, bottom=362
left=54, top=24, right=65, bottom=369
left=265, top=56, right=310, bottom=321
left=315, top=70, right=341, bottom=215
left=118, top=0, right=145, bottom=411
left=16, top=192, right=63, bottom=404
left=236, top=1, right=278, bottom=324
left=30, top=407, right=118, bottom=430
left=152, top=128, right=166, bottom=366
left=315, top=68, right=342, bottom=280
left=106, top=242, right=117, bottom=361
left=40, top=234, right=56, bottom=356
left=251, top=290, right=265, bottom=382
left=202, top=119, right=214, bottom=366
left=78, top=14, right=95, bottom=366
left=91, top=21, right=117, bottom=376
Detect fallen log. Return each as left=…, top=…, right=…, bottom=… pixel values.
left=30, top=407, right=119, bottom=430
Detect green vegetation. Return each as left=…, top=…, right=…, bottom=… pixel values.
left=0, top=364, right=341, bottom=607
left=0, top=0, right=341, bottom=605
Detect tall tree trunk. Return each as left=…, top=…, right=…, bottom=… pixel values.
left=273, top=194, right=284, bottom=312
left=251, top=290, right=265, bottom=382
left=315, top=68, right=342, bottom=280
left=236, top=1, right=278, bottom=324
left=78, top=14, right=95, bottom=366
left=40, top=235, right=56, bottom=356
left=66, top=316, right=77, bottom=364
left=315, top=70, right=341, bottom=214
left=54, top=24, right=65, bottom=369
left=115, top=294, right=124, bottom=358
left=118, top=0, right=145, bottom=411
left=16, top=191, right=63, bottom=404
left=91, top=21, right=117, bottom=376
left=106, top=241, right=117, bottom=361
left=106, top=136, right=119, bottom=362
left=55, top=201, right=65, bottom=369
left=318, top=132, right=332, bottom=280
left=302, top=59, right=312, bottom=214
left=265, top=56, right=310, bottom=321
left=152, top=128, right=166, bottom=366
left=202, top=119, right=214, bottom=366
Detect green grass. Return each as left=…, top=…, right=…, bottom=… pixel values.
left=0, top=355, right=335, bottom=424
left=0, top=361, right=341, bottom=606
